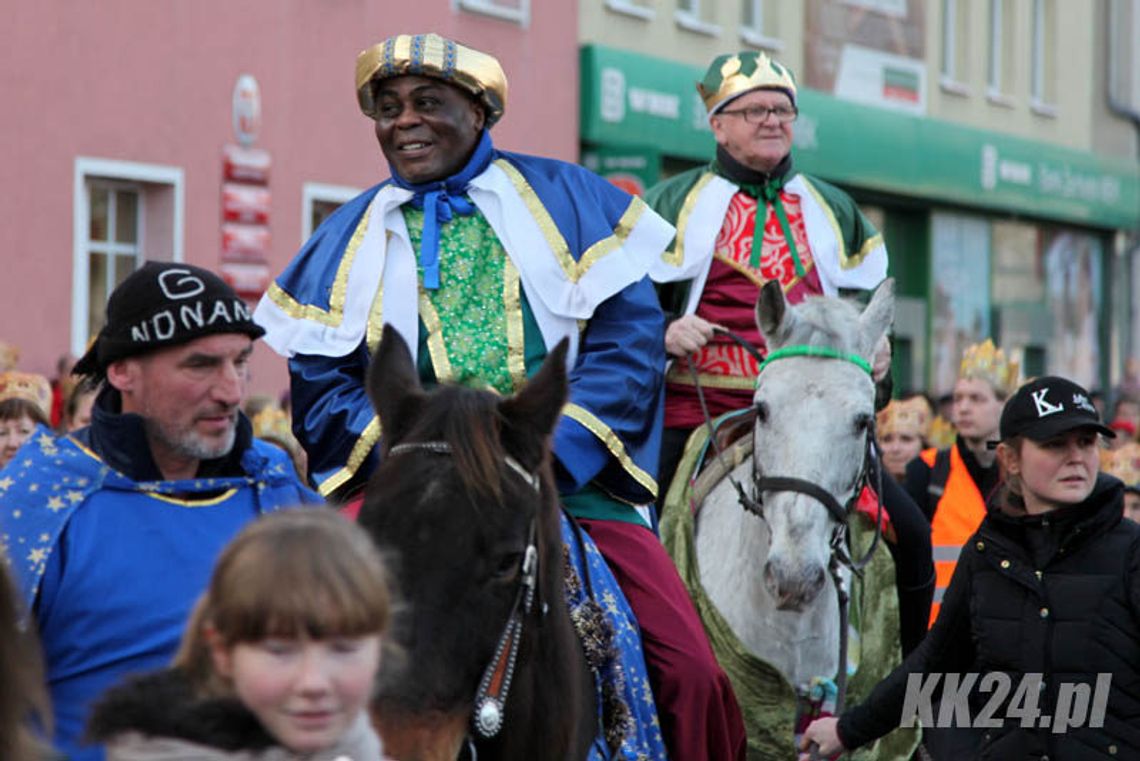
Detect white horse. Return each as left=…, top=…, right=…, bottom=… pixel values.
left=693, top=278, right=894, bottom=690
left=662, top=278, right=923, bottom=758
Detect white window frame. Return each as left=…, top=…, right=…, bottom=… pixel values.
left=675, top=0, right=722, bottom=36
left=741, top=0, right=784, bottom=50
left=452, top=0, right=530, bottom=26
left=987, top=0, right=1002, bottom=93
left=72, top=158, right=183, bottom=357
left=1030, top=0, right=1057, bottom=115
left=605, top=0, right=655, bottom=20
left=301, top=182, right=362, bottom=242
left=986, top=0, right=1014, bottom=104
left=940, top=0, right=970, bottom=95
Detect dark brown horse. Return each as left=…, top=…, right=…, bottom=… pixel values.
left=358, top=325, right=597, bottom=761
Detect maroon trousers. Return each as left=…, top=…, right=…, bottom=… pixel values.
left=578, top=518, right=747, bottom=761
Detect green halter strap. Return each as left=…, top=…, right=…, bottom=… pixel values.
left=740, top=179, right=805, bottom=277
left=757, top=345, right=873, bottom=376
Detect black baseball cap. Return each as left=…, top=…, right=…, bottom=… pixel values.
left=989, top=376, right=1115, bottom=448
left=73, top=261, right=265, bottom=378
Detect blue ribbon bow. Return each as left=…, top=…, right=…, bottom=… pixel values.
left=388, top=130, right=494, bottom=289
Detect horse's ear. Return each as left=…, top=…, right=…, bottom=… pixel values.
left=367, top=325, right=426, bottom=447
left=756, top=279, right=798, bottom=348
left=499, top=338, right=569, bottom=442
left=857, top=277, right=896, bottom=354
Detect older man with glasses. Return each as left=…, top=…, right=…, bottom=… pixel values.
left=646, top=51, right=891, bottom=506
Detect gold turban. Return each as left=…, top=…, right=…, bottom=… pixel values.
left=697, top=50, right=797, bottom=115
left=0, top=371, right=52, bottom=421
left=959, top=339, right=1020, bottom=397
left=356, top=33, right=508, bottom=126
left=877, top=396, right=933, bottom=440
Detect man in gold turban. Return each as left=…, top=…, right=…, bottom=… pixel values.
left=255, top=33, right=741, bottom=761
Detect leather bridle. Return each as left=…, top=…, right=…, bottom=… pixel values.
left=386, top=440, right=542, bottom=744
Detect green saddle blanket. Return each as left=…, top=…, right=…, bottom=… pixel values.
left=660, top=424, right=921, bottom=760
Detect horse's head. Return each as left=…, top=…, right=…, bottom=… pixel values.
left=751, top=278, right=894, bottom=610
left=358, top=325, right=569, bottom=761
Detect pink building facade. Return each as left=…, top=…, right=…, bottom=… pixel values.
left=1, top=0, right=578, bottom=395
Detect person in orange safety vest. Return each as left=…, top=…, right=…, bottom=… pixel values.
left=903, top=339, right=1019, bottom=625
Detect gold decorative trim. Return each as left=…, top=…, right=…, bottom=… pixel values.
left=847, top=233, right=883, bottom=271
left=561, top=403, right=658, bottom=498
left=504, top=259, right=527, bottom=391
left=799, top=178, right=851, bottom=270
left=663, top=173, right=717, bottom=267
left=418, top=291, right=454, bottom=382
left=665, top=367, right=757, bottom=390
left=145, top=489, right=239, bottom=507
left=577, top=197, right=645, bottom=273
left=494, top=159, right=577, bottom=281
left=365, top=275, right=385, bottom=354
left=319, top=416, right=383, bottom=497
left=266, top=206, right=373, bottom=326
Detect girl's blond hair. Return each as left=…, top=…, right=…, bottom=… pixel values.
left=174, top=508, right=392, bottom=695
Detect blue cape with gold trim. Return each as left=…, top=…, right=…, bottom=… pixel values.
left=0, top=426, right=319, bottom=608
left=257, top=151, right=673, bottom=505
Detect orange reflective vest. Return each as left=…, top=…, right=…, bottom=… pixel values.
left=921, top=445, right=988, bottom=626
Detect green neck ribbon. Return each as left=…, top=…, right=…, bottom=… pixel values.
left=740, top=178, right=804, bottom=277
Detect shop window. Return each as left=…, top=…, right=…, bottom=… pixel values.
left=301, top=183, right=362, bottom=242
left=454, top=0, right=529, bottom=25
left=1041, top=228, right=1105, bottom=391
left=73, top=158, right=183, bottom=357
left=930, top=211, right=992, bottom=397
left=987, top=0, right=1016, bottom=104
left=939, top=0, right=970, bottom=94
left=1030, top=0, right=1056, bottom=114
left=742, top=0, right=783, bottom=50
left=606, top=0, right=655, bottom=20
left=675, top=0, right=722, bottom=36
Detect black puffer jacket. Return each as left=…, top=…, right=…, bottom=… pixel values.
left=838, top=474, right=1140, bottom=760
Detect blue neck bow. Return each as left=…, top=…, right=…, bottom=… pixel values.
left=388, top=130, right=495, bottom=289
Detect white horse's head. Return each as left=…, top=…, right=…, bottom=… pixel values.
left=751, top=278, right=895, bottom=610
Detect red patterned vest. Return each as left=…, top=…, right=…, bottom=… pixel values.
left=665, top=189, right=824, bottom=429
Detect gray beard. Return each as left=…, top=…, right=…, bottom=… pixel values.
left=147, top=417, right=237, bottom=465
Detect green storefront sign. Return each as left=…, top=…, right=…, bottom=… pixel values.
left=581, top=44, right=1139, bottom=230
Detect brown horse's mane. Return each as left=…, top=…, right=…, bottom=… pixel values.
left=390, top=384, right=520, bottom=504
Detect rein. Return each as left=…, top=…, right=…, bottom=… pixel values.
left=386, top=440, right=542, bottom=742
left=687, top=338, right=885, bottom=718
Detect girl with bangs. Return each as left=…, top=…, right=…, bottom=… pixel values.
left=88, top=509, right=394, bottom=760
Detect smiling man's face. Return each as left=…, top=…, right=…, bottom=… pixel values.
left=373, top=75, right=485, bottom=184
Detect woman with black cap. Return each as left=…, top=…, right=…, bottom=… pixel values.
left=800, top=375, right=1140, bottom=760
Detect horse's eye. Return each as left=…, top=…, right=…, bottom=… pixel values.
left=754, top=401, right=769, bottom=424
left=493, top=552, right=523, bottom=581
left=853, top=413, right=872, bottom=434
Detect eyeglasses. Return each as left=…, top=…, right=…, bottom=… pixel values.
left=717, top=105, right=798, bottom=124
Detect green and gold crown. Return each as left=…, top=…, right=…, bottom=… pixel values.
left=697, top=51, right=797, bottom=115
left=959, top=339, right=1020, bottom=397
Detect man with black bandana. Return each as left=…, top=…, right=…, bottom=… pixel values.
left=0, top=262, right=318, bottom=761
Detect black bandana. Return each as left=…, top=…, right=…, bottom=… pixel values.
left=74, top=262, right=264, bottom=378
